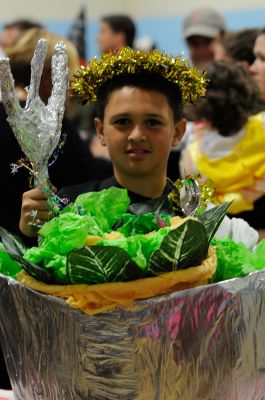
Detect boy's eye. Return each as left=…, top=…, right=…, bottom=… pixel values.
left=145, top=119, right=162, bottom=126
left=114, top=118, right=131, bottom=126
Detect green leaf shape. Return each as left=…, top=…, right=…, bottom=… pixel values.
left=250, top=239, right=265, bottom=270
left=198, top=202, right=231, bottom=244
left=73, top=187, right=130, bottom=232
left=114, top=212, right=171, bottom=237
left=212, top=237, right=265, bottom=282
left=0, top=226, right=28, bottom=256
left=11, top=253, right=65, bottom=284
left=38, top=213, right=95, bottom=254
left=97, top=228, right=170, bottom=269
left=24, top=247, right=68, bottom=282
left=149, top=220, right=208, bottom=274
left=127, top=195, right=173, bottom=216
left=0, top=228, right=48, bottom=281
left=0, top=242, right=22, bottom=278
left=66, top=246, right=143, bottom=284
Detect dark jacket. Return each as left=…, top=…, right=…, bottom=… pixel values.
left=58, top=176, right=173, bottom=214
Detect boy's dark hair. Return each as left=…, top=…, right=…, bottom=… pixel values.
left=221, top=29, right=259, bottom=65
left=96, top=73, right=183, bottom=122
left=4, top=19, right=43, bottom=31
left=101, top=15, right=136, bottom=48
left=197, top=60, right=260, bottom=136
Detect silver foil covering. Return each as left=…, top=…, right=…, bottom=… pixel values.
left=0, top=39, right=68, bottom=188
left=1, top=271, right=265, bottom=400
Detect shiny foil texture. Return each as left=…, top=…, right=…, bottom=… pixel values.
left=1, top=271, right=265, bottom=400
left=0, top=39, right=68, bottom=188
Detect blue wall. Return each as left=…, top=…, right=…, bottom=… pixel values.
left=1, top=7, right=265, bottom=59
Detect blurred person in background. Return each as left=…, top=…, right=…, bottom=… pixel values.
left=214, top=28, right=259, bottom=68
left=179, top=8, right=226, bottom=154
left=0, top=27, right=113, bottom=388
left=182, top=8, right=226, bottom=69
left=250, top=27, right=265, bottom=103
left=180, top=60, right=265, bottom=237
left=6, top=28, right=78, bottom=103
left=0, top=19, right=43, bottom=50
left=89, top=15, right=136, bottom=159
left=213, top=28, right=265, bottom=114
left=97, top=15, right=136, bottom=53
left=174, top=8, right=226, bottom=178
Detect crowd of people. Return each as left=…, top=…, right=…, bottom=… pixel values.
left=0, top=7, right=265, bottom=398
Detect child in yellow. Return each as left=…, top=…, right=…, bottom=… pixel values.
left=181, top=60, right=265, bottom=234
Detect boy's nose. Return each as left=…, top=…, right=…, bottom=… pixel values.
left=128, top=125, right=146, bottom=142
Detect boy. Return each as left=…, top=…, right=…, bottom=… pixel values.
left=19, top=48, right=206, bottom=238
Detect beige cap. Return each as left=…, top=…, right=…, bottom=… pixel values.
left=183, top=8, right=226, bottom=39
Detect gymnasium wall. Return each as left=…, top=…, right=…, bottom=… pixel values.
left=0, top=0, right=264, bottom=58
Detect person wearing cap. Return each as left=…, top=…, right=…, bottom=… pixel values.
left=183, top=8, right=226, bottom=69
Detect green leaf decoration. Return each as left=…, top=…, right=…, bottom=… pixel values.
left=149, top=220, right=208, bottom=274
left=66, top=246, right=143, bottom=284
left=0, top=243, right=22, bottom=278
left=198, top=202, right=231, bottom=243
left=73, top=187, right=130, bottom=231
left=11, top=254, right=65, bottom=284
left=0, top=189, right=231, bottom=286
left=127, top=196, right=173, bottom=216
left=0, top=227, right=65, bottom=283
left=115, top=212, right=170, bottom=236
left=0, top=226, right=28, bottom=256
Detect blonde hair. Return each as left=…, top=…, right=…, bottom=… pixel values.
left=6, top=28, right=79, bottom=82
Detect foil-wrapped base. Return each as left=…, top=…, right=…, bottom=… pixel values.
left=1, top=272, right=265, bottom=399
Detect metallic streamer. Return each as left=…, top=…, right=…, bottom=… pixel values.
left=0, top=39, right=68, bottom=189
left=71, top=47, right=207, bottom=105
left=1, top=271, right=265, bottom=399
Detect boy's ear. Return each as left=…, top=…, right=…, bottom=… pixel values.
left=172, top=118, right=187, bottom=147
left=94, top=117, right=106, bottom=147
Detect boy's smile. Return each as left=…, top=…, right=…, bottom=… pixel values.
left=126, top=146, right=151, bottom=160
left=95, top=87, right=186, bottom=188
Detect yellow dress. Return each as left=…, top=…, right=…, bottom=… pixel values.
left=189, top=113, right=265, bottom=214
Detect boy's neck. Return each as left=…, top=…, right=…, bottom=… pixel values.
left=114, top=170, right=167, bottom=199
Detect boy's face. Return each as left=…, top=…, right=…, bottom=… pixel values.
left=95, top=86, right=186, bottom=181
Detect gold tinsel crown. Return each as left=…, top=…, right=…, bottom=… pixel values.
left=71, top=48, right=207, bottom=105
